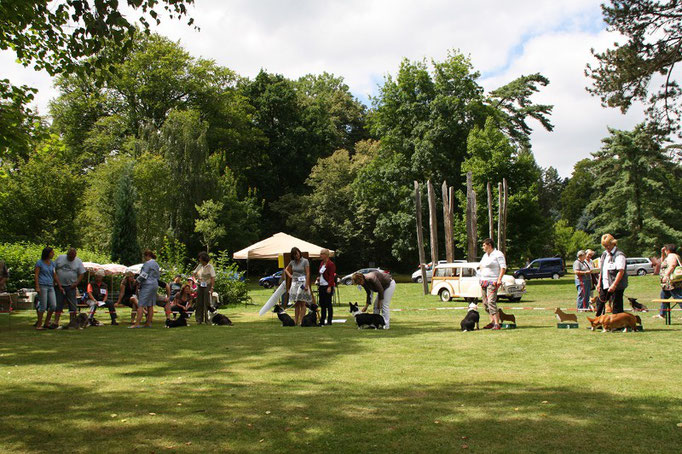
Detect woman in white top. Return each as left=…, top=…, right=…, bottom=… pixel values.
left=478, top=238, right=507, bottom=330
left=193, top=251, right=216, bottom=325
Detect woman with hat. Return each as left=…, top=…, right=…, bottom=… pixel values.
left=573, top=250, right=591, bottom=311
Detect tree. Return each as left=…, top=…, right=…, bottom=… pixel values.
left=587, top=0, right=682, bottom=136
left=587, top=124, right=682, bottom=255
left=194, top=200, right=226, bottom=253
left=537, top=166, right=565, bottom=221
left=111, top=164, right=140, bottom=265
left=560, top=159, right=596, bottom=229
left=553, top=220, right=595, bottom=262
left=0, top=0, right=195, bottom=159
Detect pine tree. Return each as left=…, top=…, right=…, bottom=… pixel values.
left=111, top=165, right=141, bottom=265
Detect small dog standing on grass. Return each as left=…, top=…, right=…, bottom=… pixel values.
left=349, top=302, right=385, bottom=329
left=460, top=302, right=480, bottom=331
left=273, top=304, right=295, bottom=326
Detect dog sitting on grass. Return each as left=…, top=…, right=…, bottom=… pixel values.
left=349, top=302, right=385, bottom=329
left=273, top=304, right=295, bottom=326
left=460, top=303, right=480, bottom=331
left=301, top=303, right=320, bottom=327
left=209, top=308, right=233, bottom=326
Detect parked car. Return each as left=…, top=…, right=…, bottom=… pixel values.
left=431, top=262, right=526, bottom=302
left=340, top=268, right=388, bottom=285
left=625, top=257, right=655, bottom=276
left=259, top=270, right=282, bottom=289
left=411, top=260, right=461, bottom=283
left=513, top=257, right=566, bottom=280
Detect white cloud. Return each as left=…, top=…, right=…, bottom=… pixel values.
left=2, top=0, right=646, bottom=175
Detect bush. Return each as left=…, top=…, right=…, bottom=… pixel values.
left=0, top=242, right=110, bottom=291
left=212, top=250, right=249, bottom=306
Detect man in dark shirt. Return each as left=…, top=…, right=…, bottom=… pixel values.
left=87, top=270, right=117, bottom=325
left=352, top=270, right=396, bottom=329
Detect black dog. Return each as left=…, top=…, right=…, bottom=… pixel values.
left=301, top=303, right=320, bottom=327
left=460, top=303, right=480, bottom=331
left=211, top=312, right=233, bottom=326
left=273, top=304, right=295, bottom=326
left=628, top=297, right=649, bottom=312
left=165, top=317, right=188, bottom=328
left=349, top=302, right=385, bottom=329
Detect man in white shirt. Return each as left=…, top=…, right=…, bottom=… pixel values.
left=478, top=238, right=507, bottom=330
left=597, top=233, right=628, bottom=316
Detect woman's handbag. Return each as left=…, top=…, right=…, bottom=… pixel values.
left=671, top=256, right=682, bottom=284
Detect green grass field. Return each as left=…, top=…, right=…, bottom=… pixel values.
left=1, top=275, right=680, bottom=453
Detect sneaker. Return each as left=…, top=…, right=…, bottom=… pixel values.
left=482, top=322, right=495, bottom=329
left=492, top=324, right=501, bottom=330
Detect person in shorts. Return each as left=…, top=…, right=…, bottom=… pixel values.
left=478, top=238, right=507, bottom=330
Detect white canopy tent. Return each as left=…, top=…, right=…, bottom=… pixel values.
left=233, top=232, right=334, bottom=260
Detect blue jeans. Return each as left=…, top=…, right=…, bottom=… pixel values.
left=575, top=276, right=590, bottom=310
left=37, top=285, right=57, bottom=312
left=659, top=287, right=682, bottom=317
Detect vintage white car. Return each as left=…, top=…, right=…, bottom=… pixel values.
left=430, top=262, right=526, bottom=302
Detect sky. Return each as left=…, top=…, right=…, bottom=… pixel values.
left=1, top=0, right=646, bottom=177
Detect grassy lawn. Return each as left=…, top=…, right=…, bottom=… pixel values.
left=1, top=275, right=680, bottom=453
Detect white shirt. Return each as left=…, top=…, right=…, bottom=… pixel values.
left=479, top=249, right=507, bottom=281
left=601, top=248, right=626, bottom=288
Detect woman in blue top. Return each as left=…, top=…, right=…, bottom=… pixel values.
left=34, top=247, right=63, bottom=330
left=130, top=249, right=160, bottom=328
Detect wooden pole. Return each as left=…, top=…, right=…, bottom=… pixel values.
left=465, top=172, right=478, bottom=261
left=442, top=180, right=453, bottom=263
left=448, top=185, right=455, bottom=258
left=487, top=181, right=494, bottom=240
left=501, top=178, right=508, bottom=256
left=414, top=181, right=428, bottom=295
left=427, top=180, right=439, bottom=266
left=497, top=182, right=502, bottom=249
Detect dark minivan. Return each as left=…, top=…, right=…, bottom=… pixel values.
left=513, top=258, right=566, bottom=280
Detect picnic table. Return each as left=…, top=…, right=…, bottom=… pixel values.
left=651, top=299, right=682, bottom=325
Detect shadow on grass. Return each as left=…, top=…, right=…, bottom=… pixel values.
left=0, top=379, right=679, bottom=453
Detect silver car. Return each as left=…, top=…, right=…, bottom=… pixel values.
left=625, top=257, right=654, bottom=276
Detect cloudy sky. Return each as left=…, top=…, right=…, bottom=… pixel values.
left=2, top=0, right=645, bottom=176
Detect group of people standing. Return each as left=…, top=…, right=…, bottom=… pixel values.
left=32, top=247, right=218, bottom=330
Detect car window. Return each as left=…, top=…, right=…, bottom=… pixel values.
left=529, top=261, right=540, bottom=269
left=459, top=268, right=476, bottom=277
left=435, top=267, right=454, bottom=277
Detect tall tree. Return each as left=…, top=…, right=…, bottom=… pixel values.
left=194, top=199, right=226, bottom=253
left=587, top=124, right=682, bottom=255
left=111, top=164, right=140, bottom=265
left=587, top=0, right=682, bottom=136
left=537, top=166, right=565, bottom=221
left=560, top=159, right=596, bottom=229
left=0, top=0, right=195, bottom=159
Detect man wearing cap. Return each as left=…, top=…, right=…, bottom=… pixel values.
left=573, top=250, right=591, bottom=311
left=597, top=234, right=628, bottom=316
left=54, top=248, right=85, bottom=328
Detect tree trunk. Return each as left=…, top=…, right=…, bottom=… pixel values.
left=414, top=181, right=429, bottom=295
left=442, top=180, right=454, bottom=263
left=466, top=172, right=478, bottom=261
left=497, top=182, right=502, bottom=249
left=487, top=181, right=494, bottom=240
left=427, top=180, right=439, bottom=266
left=501, top=178, right=508, bottom=256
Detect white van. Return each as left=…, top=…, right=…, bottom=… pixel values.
left=430, top=262, right=526, bottom=302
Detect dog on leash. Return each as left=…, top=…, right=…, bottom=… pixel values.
left=349, top=302, right=385, bottom=329
left=301, top=303, right=320, bottom=327
left=273, top=304, right=295, bottom=327
left=628, top=297, right=648, bottom=312
left=587, top=313, right=638, bottom=332
left=554, top=308, right=578, bottom=323
left=460, top=303, right=480, bottom=331
left=58, top=312, right=89, bottom=330
left=498, top=309, right=516, bottom=324
left=165, top=317, right=188, bottom=328
left=209, top=308, right=233, bottom=326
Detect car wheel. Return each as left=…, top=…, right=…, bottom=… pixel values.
left=636, top=268, right=647, bottom=276
left=263, top=281, right=272, bottom=289
left=439, top=288, right=451, bottom=302
left=343, top=278, right=352, bottom=286
left=518, top=274, right=526, bottom=280
left=416, top=276, right=423, bottom=284
left=552, top=273, right=560, bottom=280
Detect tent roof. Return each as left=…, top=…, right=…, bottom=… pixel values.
left=233, top=232, right=334, bottom=260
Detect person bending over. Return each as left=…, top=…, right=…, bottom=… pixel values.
left=351, top=269, right=395, bottom=329
left=116, top=272, right=139, bottom=324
